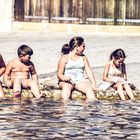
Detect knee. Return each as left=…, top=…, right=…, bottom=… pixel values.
left=4, top=80, right=13, bottom=88
left=115, top=82, right=123, bottom=90
left=117, top=82, right=123, bottom=87
left=62, top=84, right=73, bottom=91
left=123, top=83, right=130, bottom=89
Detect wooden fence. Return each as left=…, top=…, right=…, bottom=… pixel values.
left=14, top=0, right=140, bottom=25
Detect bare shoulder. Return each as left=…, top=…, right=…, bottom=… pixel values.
left=59, top=54, right=69, bottom=63
left=82, top=55, right=91, bottom=64
left=7, top=58, right=17, bottom=65
left=82, top=54, right=87, bottom=60
left=105, top=61, right=111, bottom=66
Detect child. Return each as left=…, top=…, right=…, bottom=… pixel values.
left=100, top=48, right=135, bottom=100
left=3, top=45, right=45, bottom=98
left=0, top=54, right=6, bottom=98
left=57, top=36, right=98, bottom=102
left=61, top=44, right=70, bottom=55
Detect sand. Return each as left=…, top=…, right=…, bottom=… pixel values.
left=0, top=32, right=140, bottom=87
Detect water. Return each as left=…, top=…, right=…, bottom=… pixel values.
left=0, top=99, right=140, bottom=139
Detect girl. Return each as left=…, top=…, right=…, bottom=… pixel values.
left=100, top=48, right=135, bottom=100
left=57, top=36, right=98, bottom=102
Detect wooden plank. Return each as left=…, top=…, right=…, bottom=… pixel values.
left=72, top=0, right=78, bottom=17
left=105, top=0, right=114, bottom=25
left=51, top=17, right=79, bottom=21
left=24, top=0, right=29, bottom=15
left=40, top=0, right=45, bottom=16
left=24, top=15, right=49, bottom=20
left=135, top=0, right=139, bottom=19
left=76, top=0, right=83, bottom=19
left=63, top=0, right=69, bottom=17
left=15, top=0, right=140, bottom=25
left=51, top=0, right=61, bottom=17
left=86, top=18, right=114, bottom=22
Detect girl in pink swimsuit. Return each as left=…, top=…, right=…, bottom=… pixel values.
left=100, top=48, right=135, bottom=100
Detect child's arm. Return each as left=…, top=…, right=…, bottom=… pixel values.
left=84, top=56, right=98, bottom=90
left=103, top=62, right=116, bottom=83
left=57, top=55, right=71, bottom=82
left=122, top=63, right=127, bottom=80
left=3, top=61, right=13, bottom=87
left=31, top=74, right=38, bottom=85
left=0, top=54, right=6, bottom=76
left=30, top=63, right=39, bottom=85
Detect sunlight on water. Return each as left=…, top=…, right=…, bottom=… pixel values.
left=0, top=99, right=140, bottom=139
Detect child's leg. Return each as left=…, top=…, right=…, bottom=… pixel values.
left=0, top=82, right=4, bottom=98
left=13, top=78, right=22, bottom=97
left=30, top=81, right=43, bottom=98
left=75, top=81, right=97, bottom=101
left=123, top=83, right=135, bottom=100
left=116, top=82, right=126, bottom=100
left=21, top=79, right=44, bottom=99
left=59, top=82, right=74, bottom=101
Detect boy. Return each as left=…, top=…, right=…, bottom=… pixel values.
left=4, top=45, right=45, bottom=98
left=0, top=54, right=6, bottom=98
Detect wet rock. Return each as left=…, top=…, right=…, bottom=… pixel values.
left=2, top=84, right=140, bottom=100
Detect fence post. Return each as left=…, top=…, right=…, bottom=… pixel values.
left=14, top=0, right=24, bottom=21
left=122, top=0, right=126, bottom=25
left=48, top=0, right=51, bottom=23
left=114, top=0, right=118, bottom=25
left=81, top=0, right=86, bottom=24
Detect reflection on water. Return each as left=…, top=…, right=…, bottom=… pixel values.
left=0, top=99, right=140, bottom=139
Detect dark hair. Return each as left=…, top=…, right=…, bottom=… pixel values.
left=69, top=36, right=84, bottom=51
left=61, top=44, right=70, bottom=55
left=110, top=48, right=126, bottom=60
left=17, top=45, right=33, bottom=56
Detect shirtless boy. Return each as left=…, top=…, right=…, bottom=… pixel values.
left=4, top=45, right=44, bottom=98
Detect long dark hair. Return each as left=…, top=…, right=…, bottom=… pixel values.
left=61, top=44, right=70, bottom=55
left=110, top=48, right=126, bottom=60
left=69, top=36, right=84, bottom=51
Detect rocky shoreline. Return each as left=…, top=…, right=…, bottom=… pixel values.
left=2, top=81, right=140, bottom=100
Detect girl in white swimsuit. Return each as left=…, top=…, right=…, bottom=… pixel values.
left=57, top=36, right=98, bottom=102
left=99, top=48, right=135, bottom=100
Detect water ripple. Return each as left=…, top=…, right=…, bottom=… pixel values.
left=0, top=99, right=140, bottom=139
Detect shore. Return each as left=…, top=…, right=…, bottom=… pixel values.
left=0, top=32, right=140, bottom=88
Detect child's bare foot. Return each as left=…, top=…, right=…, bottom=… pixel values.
left=85, top=98, right=98, bottom=103
left=0, top=93, right=5, bottom=98
left=14, top=91, right=21, bottom=98
left=39, top=93, right=46, bottom=98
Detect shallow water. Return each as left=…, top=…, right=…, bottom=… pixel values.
left=0, top=99, right=140, bottom=140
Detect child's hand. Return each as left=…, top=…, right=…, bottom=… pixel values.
left=92, top=86, right=99, bottom=91
left=112, top=79, right=118, bottom=83
left=6, top=81, right=12, bottom=88
left=62, top=76, right=71, bottom=82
